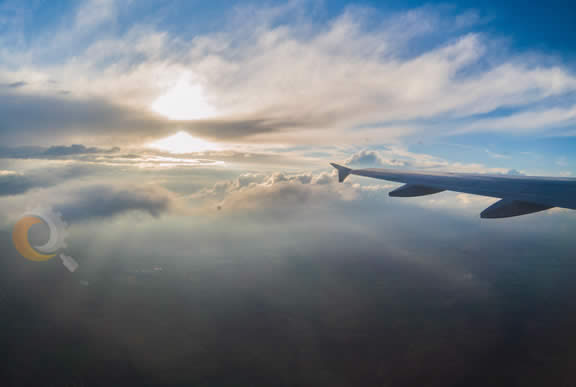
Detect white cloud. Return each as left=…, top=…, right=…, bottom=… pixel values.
left=421, top=193, right=496, bottom=212
left=76, top=0, right=117, bottom=28
left=194, top=166, right=501, bottom=214
left=194, top=171, right=357, bottom=210
left=344, top=148, right=523, bottom=174
left=1, top=1, right=575, bottom=145
left=456, top=104, right=576, bottom=133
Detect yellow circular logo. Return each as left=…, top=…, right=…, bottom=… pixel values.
left=12, top=208, right=68, bottom=262
left=12, top=216, right=57, bottom=261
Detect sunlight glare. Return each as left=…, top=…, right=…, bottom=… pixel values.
left=151, top=74, right=217, bottom=120
left=148, top=131, right=220, bottom=154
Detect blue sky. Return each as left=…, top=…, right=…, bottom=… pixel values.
left=5, top=0, right=576, bottom=59
left=9, top=0, right=575, bottom=55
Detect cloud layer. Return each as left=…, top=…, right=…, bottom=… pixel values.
left=1, top=1, right=575, bottom=146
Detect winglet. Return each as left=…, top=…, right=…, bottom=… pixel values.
left=330, top=163, right=352, bottom=183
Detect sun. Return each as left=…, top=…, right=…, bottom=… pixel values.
left=151, top=74, right=217, bottom=120
left=148, top=131, right=220, bottom=154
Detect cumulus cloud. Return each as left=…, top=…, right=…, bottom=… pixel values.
left=194, top=171, right=353, bottom=209
left=346, top=150, right=409, bottom=168
left=194, top=169, right=401, bottom=211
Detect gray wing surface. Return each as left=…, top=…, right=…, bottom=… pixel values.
left=330, top=163, right=576, bottom=218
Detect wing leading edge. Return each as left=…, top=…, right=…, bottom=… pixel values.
left=330, top=163, right=576, bottom=218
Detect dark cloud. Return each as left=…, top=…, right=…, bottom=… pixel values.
left=53, top=184, right=180, bottom=222
left=2, top=81, right=27, bottom=88
left=43, top=144, right=120, bottom=156
left=0, top=93, right=156, bottom=132
left=0, top=92, right=170, bottom=145
left=0, top=144, right=120, bottom=159
left=0, top=91, right=312, bottom=145
left=182, top=115, right=318, bottom=140
left=0, top=172, right=37, bottom=196
left=0, top=164, right=99, bottom=197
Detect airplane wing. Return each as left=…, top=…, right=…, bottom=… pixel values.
left=330, top=163, right=576, bottom=218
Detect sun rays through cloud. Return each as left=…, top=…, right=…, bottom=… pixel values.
left=147, top=131, right=221, bottom=154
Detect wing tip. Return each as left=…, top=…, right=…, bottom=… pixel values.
left=330, top=163, right=352, bottom=183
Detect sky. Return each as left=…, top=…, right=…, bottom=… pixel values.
left=0, top=0, right=576, bottom=386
